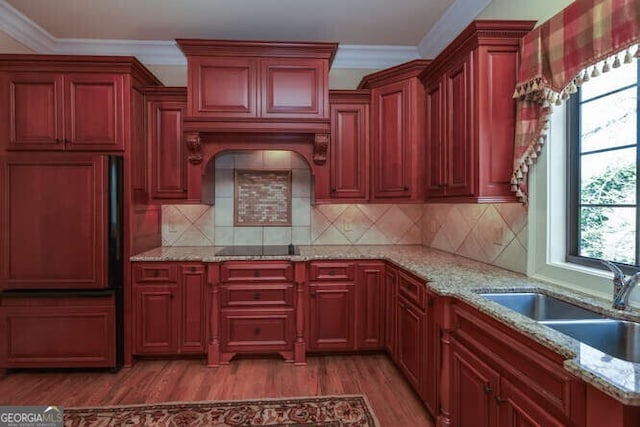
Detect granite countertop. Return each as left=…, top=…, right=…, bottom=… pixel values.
left=131, top=244, right=640, bottom=405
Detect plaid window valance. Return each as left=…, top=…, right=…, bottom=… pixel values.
left=512, top=0, right=640, bottom=203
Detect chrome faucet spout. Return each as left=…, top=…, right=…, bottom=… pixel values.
left=601, top=260, right=639, bottom=310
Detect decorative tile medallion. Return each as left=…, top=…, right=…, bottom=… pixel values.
left=235, top=170, right=292, bottom=226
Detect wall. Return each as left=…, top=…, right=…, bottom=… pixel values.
left=479, top=0, right=573, bottom=23
left=0, top=31, right=34, bottom=53
left=162, top=150, right=425, bottom=247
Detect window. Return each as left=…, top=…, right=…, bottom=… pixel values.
left=567, top=60, right=639, bottom=272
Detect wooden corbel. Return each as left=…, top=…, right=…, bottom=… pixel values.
left=313, top=133, right=329, bottom=165
left=185, top=132, right=203, bottom=165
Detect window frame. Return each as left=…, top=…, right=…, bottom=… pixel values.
left=566, top=62, right=640, bottom=275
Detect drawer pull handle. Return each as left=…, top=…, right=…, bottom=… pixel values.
left=328, top=269, right=336, bottom=276
left=190, top=266, right=196, bottom=272
left=483, top=384, right=492, bottom=395
left=254, top=270, right=260, bottom=278
left=253, top=292, right=261, bottom=300
left=495, top=396, right=506, bottom=405
left=254, top=327, right=261, bottom=336
left=153, top=270, right=160, bottom=277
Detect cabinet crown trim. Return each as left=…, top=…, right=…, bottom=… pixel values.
left=176, top=39, right=339, bottom=66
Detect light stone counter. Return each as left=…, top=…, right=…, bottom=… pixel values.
left=131, top=244, right=640, bottom=405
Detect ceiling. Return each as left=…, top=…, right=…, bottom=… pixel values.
left=0, top=0, right=494, bottom=68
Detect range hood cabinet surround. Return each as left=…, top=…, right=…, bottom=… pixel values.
left=185, top=133, right=330, bottom=204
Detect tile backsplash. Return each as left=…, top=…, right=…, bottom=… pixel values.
left=161, top=150, right=527, bottom=274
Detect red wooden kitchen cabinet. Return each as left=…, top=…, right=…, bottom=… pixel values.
left=327, top=90, right=370, bottom=201
left=133, top=262, right=206, bottom=355
left=0, top=55, right=162, bottom=153
left=395, top=269, right=438, bottom=414
left=447, top=300, right=586, bottom=427
left=177, top=40, right=336, bottom=122
left=421, top=20, right=535, bottom=202
left=0, top=295, right=116, bottom=368
left=359, top=60, right=429, bottom=202
left=1, top=153, right=108, bottom=290
left=451, top=337, right=499, bottom=427
left=356, top=262, right=385, bottom=350
left=216, top=261, right=296, bottom=363
left=145, top=87, right=188, bottom=202
left=307, top=282, right=356, bottom=351
left=2, top=72, right=124, bottom=151
left=307, top=261, right=356, bottom=351
left=397, top=294, right=424, bottom=392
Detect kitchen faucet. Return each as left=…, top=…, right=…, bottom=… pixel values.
left=600, top=260, right=640, bottom=310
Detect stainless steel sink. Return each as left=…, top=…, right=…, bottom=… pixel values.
left=479, top=292, right=605, bottom=321
left=541, top=319, right=640, bottom=363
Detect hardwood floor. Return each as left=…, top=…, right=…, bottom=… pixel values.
left=0, top=354, right=434, bottom=426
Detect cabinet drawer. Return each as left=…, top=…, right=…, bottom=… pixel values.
left=221, top=261, right=293, bottom=282
left=221, top=284, right=295, bottom=307
left=308, top=261, right=355, bottom=281
left=398, top=271, right=426, bottom=310
left=221, top=309, right=294, bottom=351
left=134, top=263, right=178, bottom=283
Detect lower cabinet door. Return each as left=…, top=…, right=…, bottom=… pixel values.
left=0, top=296, right=116, bottom=368
left=498, top=377, right=565, bottom=427
left=221, top=309, right=294, bottom=352
left=134, top=285, right=178, bottom=355
left=307, top=283, right=356, bottom=351
left=451, top=338, right=499, bottom=427
left=396, top=297, right=424, bottom=391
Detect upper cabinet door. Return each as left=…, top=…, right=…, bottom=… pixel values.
left=2, top=154, right=108, bottom=290
left=426, top=80, right=445, bottom=197
left=261, top=59, right=327, bottom=119
left=3, top=73, right=64, bottom=151
left=64, top=74, right=125, bottom=151
left=371, top=81, right=412, bottom=199
left=330, top=101, right=369, bottom=200
left=187, top=57, right=258, bottom=118
left=445, top=57, right=473, bottom=197
left=149, top=100, right=187, bottom=200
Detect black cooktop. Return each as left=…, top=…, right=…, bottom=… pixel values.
left=215, top=245, right=299, bottom=256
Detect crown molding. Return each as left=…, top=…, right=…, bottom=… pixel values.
left=0, top=0, right=55, bottom=52
left=418, top=0, right=492, bottom=59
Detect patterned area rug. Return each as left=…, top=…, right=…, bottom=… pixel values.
left=64, top=395, right=380, bottom=426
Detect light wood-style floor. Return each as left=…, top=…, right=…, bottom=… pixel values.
left=0, top=354, right=434, bottom=426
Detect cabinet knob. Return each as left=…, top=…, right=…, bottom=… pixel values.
left=254, top=327, right=261, bottom=336
left=183, top=188, right=188, bottom=193
left=328, top=269, right=336, bottom=276
left=331, top=186, right=336, bottom=192
left=254, top=270, right=260, bottom=278
left=310, top=291, right=317, bottom=297
left=153, top=270, right=159, bottom=277
left=55, top=138, right=61, bottom=144
left=403, top=186, right=409, bottom=191
left=495, top=396, right=506, bottom=405
left=190, top=266, right=196, bottom=272
left=253, top=292, right=261, bottom=301
left=169, top=292, right=174, bottom=299
left=483, top=384, right=492, bottom=395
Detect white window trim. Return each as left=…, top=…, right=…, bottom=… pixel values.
left=527, top=103, right=640, bottom=307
